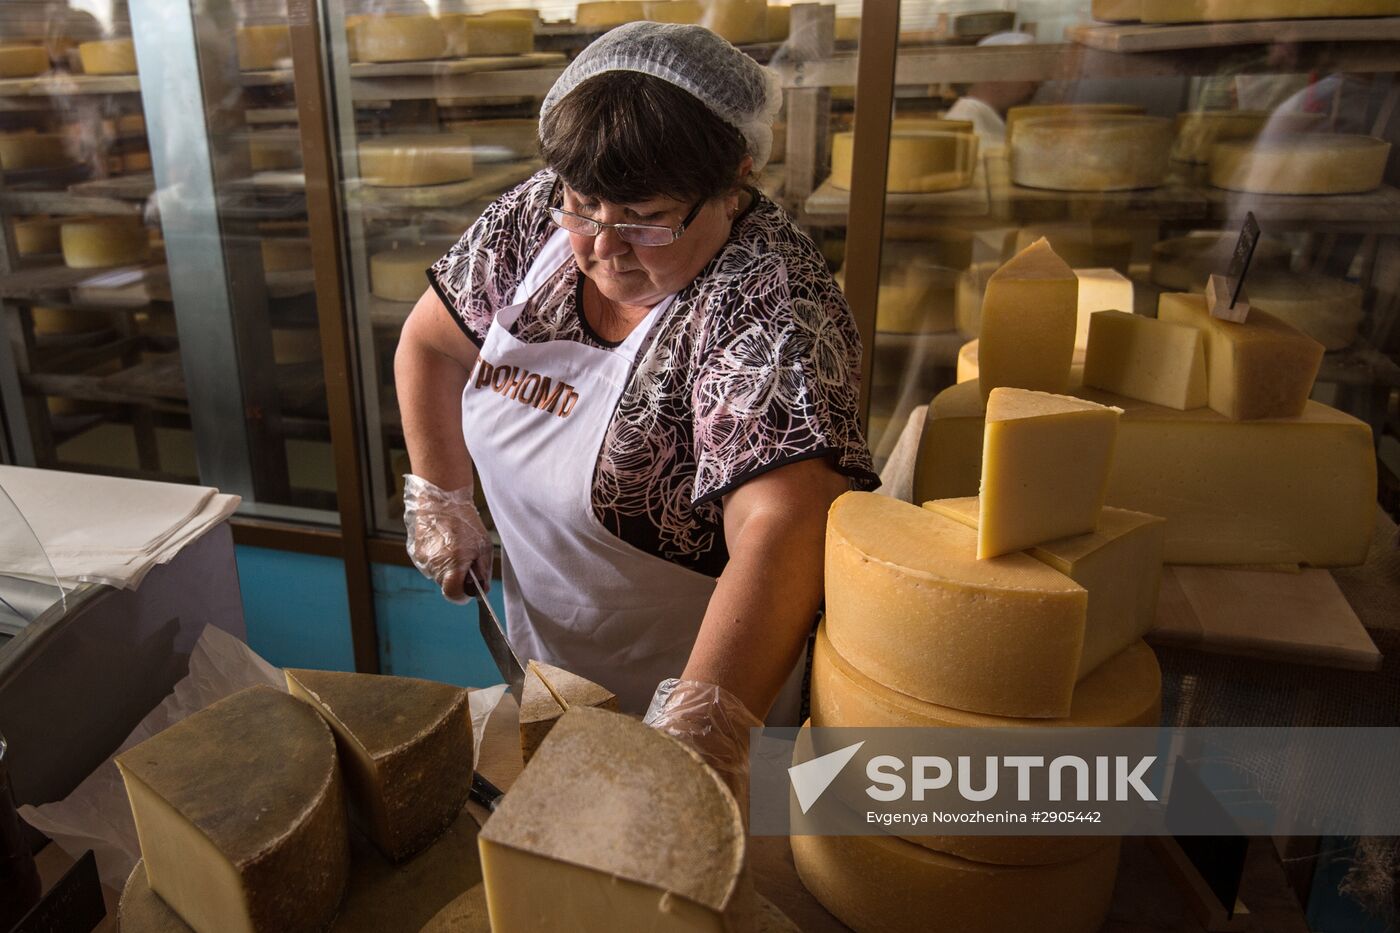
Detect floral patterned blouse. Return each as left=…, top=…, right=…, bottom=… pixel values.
left=428, top=169, right=877, bottom=578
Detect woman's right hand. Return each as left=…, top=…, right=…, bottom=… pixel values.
left=403, top=473, right=493, bottom=603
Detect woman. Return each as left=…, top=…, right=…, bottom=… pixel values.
left=395, top=23, right=876, bottom=770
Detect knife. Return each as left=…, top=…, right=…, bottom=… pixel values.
left=470, top=567, right=525, bottom=699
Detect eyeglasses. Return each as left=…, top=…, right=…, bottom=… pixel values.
left=549, top=197, right=706, bottom=247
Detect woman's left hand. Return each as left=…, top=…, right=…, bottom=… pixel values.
left=644, top=677, right=762, bottom=813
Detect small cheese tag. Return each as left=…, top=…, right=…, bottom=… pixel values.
left=1206, top=273, right=1250, bottom=323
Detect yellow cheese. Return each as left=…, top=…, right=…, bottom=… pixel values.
left=954, top=261, right=997, bottom=336
left=1169, top=110, right=1325, bottom=164
left=1157, top=292, right=1324, bottom=421
left=1016, top=224, right=1134, bottom=274
left=701, top=0, right=768, bottom=44
left=793, top=831, right=1120, bottom=933
left=519, top=659, right=618, bottom=764
left=831, top=130, right=979, bottom=193
left=766, top=4, right=790, bottom=40
left=248, top=134, right=300, bottom=172
left=79, top=38, right=137, bottom=74
left=270, top=329, right=320, bottom=365
left=1012, top=115, right=1172, bottom=191
left=285, top=669, right=472, bottom=862
left=978, top=237, right=1078, bottom=399
left=359, top=135, right=473, bottom=186
left=31, top=307, right=107, bottom=335
left=1248, top=273, right=1365, bottom=351
left=1142, top=0, right=1400, bottom=22
left=262, top=237, right=313, bottom=273
left=1149, top=231, right=1291, bottom=292
left=1083, top=310, right=1208, bottom=410
left=978, top=388, right=1121, bottom=560
left=476, top=9, right=542, bottom=25
left=370, top=245, right=446, bottom=302
left=1210, top=135, right=1390, bottom=195
left=835, top=16, right=861, bottom=41
left=643, top=0, right=702, bottom=22
left=0, top=132, right=68, bottom=171
left=14, top=217, right=61, bottom=256
left=479, top=707, right=748, bottom=932
left=914, top=379, right=1376, bottom=567
left=956, top=339, right=1087, bottom=385
left=115, top=687, right=350, bottom=933
left=60, top=217, right=151, bottom=269
left=0, top=44, right=49, bottom=77
left=236, top=25, right=291, bottom=71
left=1074, top=268, right=1134, bottom=349
left=445, top=15, right=534, bottom=57
left=575, top=1, right=647, bottom=28
left=1004, top=103, right=1142, bottom=144
left=840, top=258, right=957, bottom=334
left=1092, top=0, right=1140, bottom=20
left=350, top=15, right=448, bottom=63
left=825, top=493, right=1088, bottom=719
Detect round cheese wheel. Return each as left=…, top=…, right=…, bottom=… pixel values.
left=1149, top=231, right=1291, bottom=292
left=249, top=134, right=301, bottom=172
left=1248, top=272, right=1365, bottom=351
left=78, top=38, right=137, bottom=75
left=273, top=328, right=321, bottom=365
left=1092, top=0, right=1140, bottom=21
left=701, top=0, right=768, bottom=44
left=766, top=4, right=790, bottom=40
left=1209, top=134, right=1391, bottom=195
left=359, top=135, right=473, bottom=187
left=1170, top=110, right=1324, bottom=164
left=0, top=44, right=50, bottom=78
left=350, top=15, right=448, bottom=63
left=13, top=217, right=61, bottom=256
left=444, top=15, right=534, bottom=57
left=237, top=24, right=291, bottom=71
left=1004, top=103, right=1142, bottom=144
left=643, top=0, right=702, bottom=24
left=831, top=130, right=979, bottom=193
left=792, top=831, right=1120, bottom=933
left=1012, top=115, right=1172, bottom=191
left=1014, top=224, right=1134, bottom=273
left=262, top=238, right=313, bottom=273
left=60, top=217, right=151, bottom=269
left=835, top=16, right=861, bottom=41
left=371, top=245, right=447, bottom=302
left=0, top=132, right=68, bottom=171
left=575, top=1, right=647, bottom=28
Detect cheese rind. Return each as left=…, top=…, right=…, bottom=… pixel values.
left=978, top=388, right=1121, bottom=560
left=1012, top=115, right=1172, bottom=191
left=359, top=136, right=473, bottom=187
left=115, top=686, right=350, bottom=933
left=78, top=38, right=137, bottom=74
left=1142, top=0, right=1400, bottom=22
left=350, top=15, right=448, bottom=63
left=60, top=217, right=151, bottom=269
left=831, top=130, right=979, bottom=193
left=1157, top=292, right=1324, bottom=420
left=285, top=669, right=473, bottom=862
left=1210, top=135, right=1390, bottom=195
left=978, top=237, right=1078, bottom=399
left=236, top=25, right=291, bottom=71
left=0, top=45, right=49, bottom=77
left=519, top=660, right=618, bottom=764
left=1083, top=310, right=1208, bottom=411
left=0, top=133, right=68, bottom=171
left=825, top=493, right=1088, bottom=718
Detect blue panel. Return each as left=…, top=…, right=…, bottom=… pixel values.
left=234, top=545, right=355, bottom=671
left=371, top=563, right=505, bottom=688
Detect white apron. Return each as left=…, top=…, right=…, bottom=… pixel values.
left=460, top=229, right=804, bottom=722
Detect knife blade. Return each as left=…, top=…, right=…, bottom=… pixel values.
left=470, top=567, right=525, bottom=698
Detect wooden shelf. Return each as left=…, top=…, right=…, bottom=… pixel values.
left=0, top=72, right=141, bottom=97
left=1067, top=15, right=1400, bottom=52
left=349, top=160, right=539, bottom=213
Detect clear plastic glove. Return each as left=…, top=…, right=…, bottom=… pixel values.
left=403, top=473, right=492, bottom=604
left=644, top=678, right=763, bottom=814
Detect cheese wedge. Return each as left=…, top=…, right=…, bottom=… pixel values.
left=1074, top=268, right=1134, bottom=349
left=1015, top=225, right=1133, bottom=274
left=61, top=217, right=151, bottom=269
left=359, top=135, right=473, bottom=187
left=1083, top=310, right=1208, bottom=411
left=79, top=38, right=137, bottom=75
left=0, top=132, right=68, bottom=171
left=1210, top=135, right=1390, bottom=195
left=285, top=669, right=472, bottom=862
left=351, top=15, right=448, bottom=63
left=825, top=493, right=1088, bottom=718
left=978, top=238, right=1078, bottom=399
left=115, top=687, right=350, bottom=933
left=1012, top=115, right=1172, bottom=191
left=1157, top=292, right=1324, bottom=421
left=479, top=707, right=749, bottom=932
left=0, top=45, right=49, bottom=77
left=370, top=245, right=447, bottom=302
left=519, top=659, right=618, bottom=764
left=914, top=379, right=1376, bottom=567
left=237, top=25, right=291, bottom=71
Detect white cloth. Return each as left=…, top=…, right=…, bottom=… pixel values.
left=946, top=96, right=1007, bottom=149
left=460, top=229, right=803, bottom=722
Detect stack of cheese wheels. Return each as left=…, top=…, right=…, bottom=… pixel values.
left=359, top=135, right=473, bottom=187
left=1149, top=231, right=1291, bottom=292
left=701, top=0, right=768, bottom=44
left=445, top=14, right=534, bottom=58
left=0, top=132, right=68, bottom=171
left=236, top=24, right=291, bottom=71
left=1011, top=114, right=1172, bottom=191
left=350, top=15, right=447, bottom=63
left=371, top=245, right=449, bottom=302
left=831, top=128, right=979, bottom=193
left=0, top=44, right=50, bottom=77
left=1091, top=0, right=1140, bottom=21
left=575, top=1, right=646, bottom=28
left=1209, top=135, right=1391, bottom=195
left=1170, top=110, right=1323, bottom=164
left=60, top=217, right=151, bottom=269
left=1141, top=0, right=1400, bottom=23
left=1003, top=103, right=1143, bottom=144
left=78, top=37, right=137, bottom=74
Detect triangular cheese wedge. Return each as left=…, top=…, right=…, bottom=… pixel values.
left=285, top=669, right=472, bottom=862
left=519, top=660, right=617, bottom=764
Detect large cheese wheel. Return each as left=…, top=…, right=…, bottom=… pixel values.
left=1171, top=110, right=1323, bottom=164
left=261, top=237, right=313, bottom=272
left=237, top=25, right=291, bottom=71
left=0, top=132, right=68, bottom=171
left=1210, top=135, right=1390, bottom=195
left=371, top=245, right=448, bottom=301
left=444, top=15, right=534, bottom=57
left=1092, top=0, right=1140, bottom=21
left=60, top=217, right=151, bottom=269
left=643, top=0, right=703, bottom=24
left=1014, top=224, right=1133, bottom=273
left=1142, top=0, right=1400, bottom=23
left=359, top=135, right=473, bottom=187
left=0, top=44, right=49, bottom=77
left=350, top=15, right=448, bottom=63
left=877, top=260, right=957, bottom=334
left=575, top=1, right=647, bottom=28
left=1241, top=272, right=1365, bottom=352
left=702, top=0, right=768, bottom=44
left=1012, top=115, right=1172, bottom=191
left=78, top=38, right=137, bottom=75
left=14, top=217, right=61, bottom=256
left=1149, top=231, right=1291, bottom=292
left=792, top=831, right=1120, bottom=933
left=1004, top=103, right=1142, bottom=144
left=831, top=130, right=979, bottom=193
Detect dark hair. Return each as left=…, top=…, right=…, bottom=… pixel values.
left=539, top=71, right=748, bottom=205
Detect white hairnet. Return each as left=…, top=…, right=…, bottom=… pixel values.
left=540, top=22, right=784, bottom=172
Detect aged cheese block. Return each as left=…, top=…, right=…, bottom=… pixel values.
left=479, top=707, right=748, bottom=932
left=285, top=669, right=472, bottom=862
left=766, top=4, right=790, bottom=40
left=359, top=135, right=473, bottom=187
left=702, top=0, right=769, bottom=44
left=519, top=659, right=618, bottom=764
left=1092, top=0, right=1140, bottom=20
left=957, top=339, right=1087, bottom=385
left=1004, top=103, right=1142, bottom=144
left=1157, top=292, right=1324, bottom=420
left=1142, top=0, right=1400, bottom=23
left=236, top=25, right=291, bottom=71
left=914, top=379, right=1376, bottom=567
left=1210, top=135, right=1390, bottom=195
left=1012, top=115, right=1172, bottom=191
left=79, top=38, right=137, bottom=74
left=0, top=132, right=68, bottom=171
left=115, top=686, right=350, bottom=933
left=643, top=0, right=703, bottom=24
left=831, top=130, right=979, bottom=193
left=1169, top=110, right=1322, bottom=164
left=926, top=499, right=1163, bottom=678
left=792, top=831, right=1120, bottom=933
left=14, top=216, right=61, bottom=256
left=1083, top=310, right=1208, bottom=410
left=1248, top=273, right=1365, bottom=351
left=575, top=1, right=647, bottom=28
left=825, top=493, right=1088, bottom=719
left=0, top=44, right=49, bottom=77
left=1016, top=224, right=1133, bottom=274
left=370, top=245, right=446, bottom=302
left=1074, top=268, right=1134, bottom=348
left=61, top=217, right=151, bottom=269
left=978, top=237, right=1078, bottom=399
left=445, top=15, right=534, bottom=57
left=978, top=388, right=1121, bottom=560
left=1150, top=231, right=1291, bottom=292
left=351, top=15, right=448, bottom=63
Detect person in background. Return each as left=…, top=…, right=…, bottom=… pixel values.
left=945, top=30, right=1040, bottom=148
